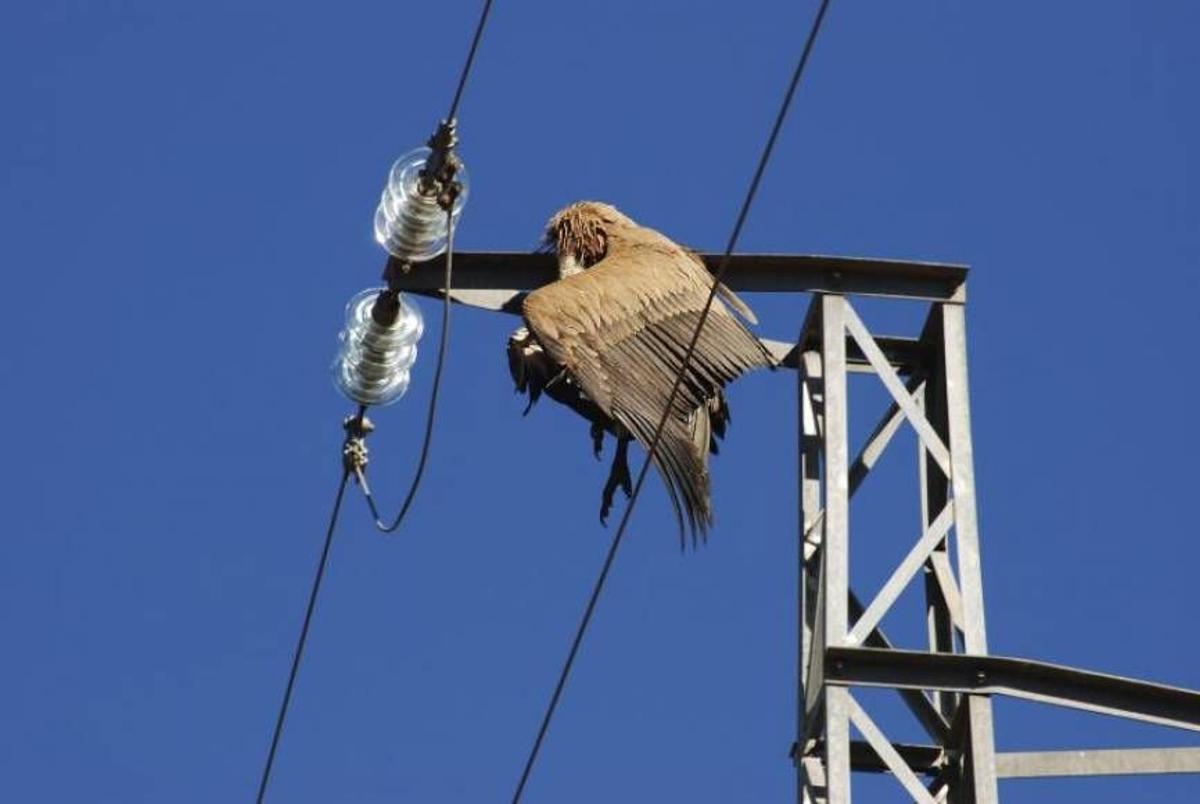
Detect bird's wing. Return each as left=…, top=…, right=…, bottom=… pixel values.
left=523, top=235, right=773, bottom=538
left=682, top=248, right=759, bottom=325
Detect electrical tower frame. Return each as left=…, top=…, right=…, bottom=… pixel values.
left=391, top=251, right=1200, bottom=802
left=794, top=285, right=997, bottom=802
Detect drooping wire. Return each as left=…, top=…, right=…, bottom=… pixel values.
left=256, top=468, right=353, bottom=804
left=509, top=2, right=833, bottom=800
left=357, top=208, right=455, bottom=532
left=352, top=0, right=493, bottom=528
left=447, top=0, right=496, bottom=123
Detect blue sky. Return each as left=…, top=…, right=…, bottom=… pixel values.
left=2, top=1, right=1198, bottom=801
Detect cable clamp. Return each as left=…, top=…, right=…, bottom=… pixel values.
left=342, top=413, right=375, bottom=481
left=419, top=119, right=465, bottom=213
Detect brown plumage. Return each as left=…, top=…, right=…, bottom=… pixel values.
left=508, top=201, right=774, bottom=543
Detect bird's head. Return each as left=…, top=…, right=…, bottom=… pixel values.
left=543, top=201, right=636, bottom=277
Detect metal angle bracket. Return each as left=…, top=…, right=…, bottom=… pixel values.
left=825, top=645, right=1200, bottom=733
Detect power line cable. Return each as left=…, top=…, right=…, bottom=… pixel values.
left=509, top=2, right=833, bottom=800
left=447, top=0, right=496, bottom=123
left=256, top=468, right=352, bottom=804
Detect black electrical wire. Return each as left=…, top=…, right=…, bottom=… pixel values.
left=510, top=2, right=833, bottom=800
left=447, top=0, right=496, bottom=123
left=358, top=209, right=455, bottom=533
left=256, top=468, right=352, bottom=804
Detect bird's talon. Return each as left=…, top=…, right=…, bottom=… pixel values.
left=590, top=423, right=605, bottom=459
left=599, top=494, right=614, bottom=526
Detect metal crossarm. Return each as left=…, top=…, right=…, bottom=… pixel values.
left=386, top=251, right=969, bottom=314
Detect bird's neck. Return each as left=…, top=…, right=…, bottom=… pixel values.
left=557, top=253, right=584, bottom=278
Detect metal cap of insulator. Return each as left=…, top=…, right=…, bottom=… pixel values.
left=333, top=288, right=424, bottom=406
left=373, top=147, right=469, bottom=261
